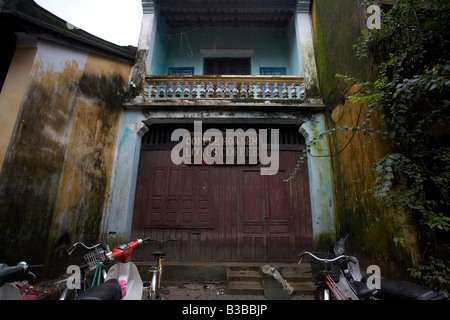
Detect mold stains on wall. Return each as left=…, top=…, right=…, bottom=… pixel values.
left=78, top=72, right=126, bottom=110
left=48, top=54, right=129, bottom=272
left=0, top=56, right=83, bottom=266
left=0, top=44, right=131, bottom=274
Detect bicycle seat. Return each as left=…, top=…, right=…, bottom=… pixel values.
left=77, top=279, right=123, bottom=300
left=152, top=250, right=166, bottom=257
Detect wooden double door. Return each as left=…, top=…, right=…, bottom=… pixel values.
left=131, top=125, right=313, bottom=262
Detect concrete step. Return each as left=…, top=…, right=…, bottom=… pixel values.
left=225, top=265, right=316, bottom=297
left=135, top=261, right=316, bottom=297
left=226, top=269, right=263, bottom=295
left=227, top=270, right=261, bottom=282
left=227, top=281, right=265, bottom=295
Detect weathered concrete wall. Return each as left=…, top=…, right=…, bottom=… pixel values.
left=0, top=39, right=131, bottom=275
left=312, top=0, right=420, bottom=275
left=301, top=114, right=336, bottom=248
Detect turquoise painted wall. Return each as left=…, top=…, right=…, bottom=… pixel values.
left=150, top=15, right=169, bottom=75
left=150, top=17, right=300, bottom=76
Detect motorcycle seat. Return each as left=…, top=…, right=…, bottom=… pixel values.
left=377, top=279, right=447, bottom=300
left=353, top=281, right=378, bottom=299
left=77, top=279, right=123, bottom=300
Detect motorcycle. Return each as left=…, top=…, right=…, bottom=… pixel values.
left=74, top=234, right=152, bottom=300
left=299, top=235, right=448, bottom=300
left=0, top=262, right=42, bottom=300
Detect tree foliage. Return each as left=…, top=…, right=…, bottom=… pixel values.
left=347, top=0, right=450, bottom=291
left=353, top=0, right=450, bottom=239
left=289, top=0, right=450, bottom=288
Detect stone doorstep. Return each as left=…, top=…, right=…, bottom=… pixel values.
left=226, top=265, right=316, bottom=297
left=136, top=262, right=317, bottom=297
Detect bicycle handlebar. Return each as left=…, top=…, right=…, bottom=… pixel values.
left=67, top=242, right=105, bottom=256
left=148, top=238, right=178, bottom=250
left=298, top=251, right=356, bottom=264
left=149, top=238, right=178, bottom=244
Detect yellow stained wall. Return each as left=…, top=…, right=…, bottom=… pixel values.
left=312, top=0, right=420, bottom=276
left=49, top=53, right=131, bottom=257
left=0, top=39, right=132, bottom=275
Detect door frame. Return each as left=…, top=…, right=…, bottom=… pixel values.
left=105, top=113, right=336, bottom=252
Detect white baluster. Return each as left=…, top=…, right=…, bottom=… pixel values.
left=224, top=82, right=230, bottom=98
left=207, top=82, right=214, bottom=98
left=248, top=83, right=254, bottom=99
left=191, top=82, right=198, bottom=98
left=167, top=82, right=174, bottom=97
left=183, top=82, right=190, bottom=98
left=256, top=83, right=263, bottom=98
left=239, top=82, right=246, bottom=98
left=265, top=83, right=271, bottom=99
left=290, top=83, right=297, bottom=99
left=282, top=83, right=288, bottom=99
left=150, top=82, right=157, bottom=98
left=199, top=82, right=206, bottom=98
left=273, top=83, right=280, bottom=99
left=175, top=82, right=182, bottom=97
left=232, top=82, right=239, bottom=98
left=158, top=82, right=165, bottom=98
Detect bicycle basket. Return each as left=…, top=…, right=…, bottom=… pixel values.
left=84, top=248, right=106, bottom=271
left=308, top=252, right=341, bottom=284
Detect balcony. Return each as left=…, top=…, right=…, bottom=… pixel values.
left=132, top=75, right=311, bottom=108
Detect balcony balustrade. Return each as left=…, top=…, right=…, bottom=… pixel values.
left=144, top=75, right=305, bottom=101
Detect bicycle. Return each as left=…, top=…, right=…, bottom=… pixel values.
left=147, top=238, right=178, bottom=300
left=298, top=251, right=357, bottom=300
left=58, top=241, right=109, bottom=300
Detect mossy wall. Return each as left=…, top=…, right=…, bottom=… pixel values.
left=312, top=0, right=420, bottom=276
left=0, top=39, right=131, bottom=276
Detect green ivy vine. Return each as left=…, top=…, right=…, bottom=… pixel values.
left=288, top=0, right=450, bottom=291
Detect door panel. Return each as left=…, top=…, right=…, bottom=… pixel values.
left=239, top=168, right=294, bottom=261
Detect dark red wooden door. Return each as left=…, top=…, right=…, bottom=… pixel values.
left=240, top=167, right=295, bottom=261
left=131, top=125, right=313, bottom=262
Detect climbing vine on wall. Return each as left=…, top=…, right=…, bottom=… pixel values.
left=350, top=0, right=450, bottom=244
left=288, top=0, right=450, bottom=286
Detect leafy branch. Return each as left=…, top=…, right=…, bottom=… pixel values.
left=288, top=0, right=450, bottom=265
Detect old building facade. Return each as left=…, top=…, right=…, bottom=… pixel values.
left=0, top=0, right=421, bottom=276
left=105, top=0, right=336, bottom=263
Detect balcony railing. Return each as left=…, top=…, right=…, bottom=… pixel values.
left=144, top=75, right=305, bottom=101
